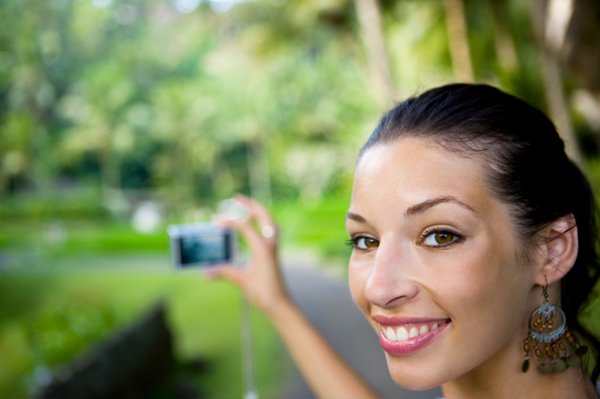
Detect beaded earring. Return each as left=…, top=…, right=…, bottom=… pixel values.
left=521, top=277, right=587, bottom=374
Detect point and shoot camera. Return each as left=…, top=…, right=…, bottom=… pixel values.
left=168, top=224, right=236, bottom=269
left=167, top=199, right=247, bottom=269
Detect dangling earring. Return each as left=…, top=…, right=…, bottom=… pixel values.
left=522, top=277, right=587, bottom=374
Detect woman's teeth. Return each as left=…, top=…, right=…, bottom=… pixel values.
left=382, top=322, right=440, bottom=342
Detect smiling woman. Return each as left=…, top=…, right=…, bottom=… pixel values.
left=209, top=84, right=600, bottom=399
left=348, top=137, right=543, bottom=392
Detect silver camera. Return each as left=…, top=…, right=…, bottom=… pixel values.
left=168, top=223, right=236, bottom=269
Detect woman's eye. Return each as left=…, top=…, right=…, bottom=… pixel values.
left=421, top=230, right=461, bottom=247
left=348, top=236, right=380, bottom=250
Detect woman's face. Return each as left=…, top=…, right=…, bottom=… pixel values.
left=346, top=137, right=538, bottom=389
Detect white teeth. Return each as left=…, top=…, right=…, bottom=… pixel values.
left=396, top=327, right=409, bottom=341
left=385, top=327, right=396, bottom=342
left=409, top=327, right=419, bottom=338
left=382, top=322, right=444, bottom=343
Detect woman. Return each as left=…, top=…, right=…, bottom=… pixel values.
left=209, top=84, right=600, bottom=398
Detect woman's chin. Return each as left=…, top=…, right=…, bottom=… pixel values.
left=389, top=374, right=441, bottom=391
left=385, top=359, right=444, bottom=391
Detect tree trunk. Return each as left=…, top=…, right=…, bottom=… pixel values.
left=353, top=0, right=396, bottom=105
left=490, top=0, right=519, bottom=73
left=443, top=0, right=474, bottom=82
left=563, top=0, right=600, bottom=143
left=530, top=0, right=583, bottom=166
left=247, top=139, right=272, bottom=208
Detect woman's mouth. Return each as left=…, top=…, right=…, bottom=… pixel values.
left=374, top=317, right=451, bottom=356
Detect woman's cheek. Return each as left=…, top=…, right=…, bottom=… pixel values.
left=348, top=256, right=372, bottom=308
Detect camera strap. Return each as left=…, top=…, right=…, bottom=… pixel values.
left=241, top=297, right=259, bottom=399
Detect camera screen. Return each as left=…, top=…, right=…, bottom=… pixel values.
left=169, top=224, right=234, bottom=268
left=179, top=231, right=230, bottom=266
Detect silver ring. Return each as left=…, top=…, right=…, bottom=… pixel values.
left=261, top=225, right=277, bottom=239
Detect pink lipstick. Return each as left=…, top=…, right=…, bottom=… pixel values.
left=373, top=316, right=451, bottom=356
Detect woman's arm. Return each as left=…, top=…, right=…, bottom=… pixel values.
left=268, top=295, right=380, bottom=399
left=207, top=195, right=379, bottom=399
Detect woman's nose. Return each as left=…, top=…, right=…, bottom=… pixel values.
left=364, top=243, right=419, bottom=308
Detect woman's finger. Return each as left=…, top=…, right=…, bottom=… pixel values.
left=233, top=195, right=279, bottom=242
left=215, top=215, right=270, bottom=256
left=235, top=195, right=274, bottom=225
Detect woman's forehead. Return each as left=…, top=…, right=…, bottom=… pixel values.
left=355, top=137, right=484, bottom=181
left=351, top=138, right=494, bottom=213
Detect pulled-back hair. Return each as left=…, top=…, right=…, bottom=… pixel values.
left=361, top=83, right=600, bottom=379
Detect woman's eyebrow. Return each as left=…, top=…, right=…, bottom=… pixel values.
left=346, top=211, right=367, bottom=223
left=404, top=196, right=476, bottom=216
left=346, top=196, right=476, bottom=223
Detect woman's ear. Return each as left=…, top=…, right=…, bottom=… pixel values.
left=533, top=214, right=578, bottom=286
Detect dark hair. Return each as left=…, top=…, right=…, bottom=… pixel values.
left=362, top=83, right=600, bottom=379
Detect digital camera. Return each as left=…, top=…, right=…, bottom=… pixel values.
left=168, top=223, right=236, bottom=269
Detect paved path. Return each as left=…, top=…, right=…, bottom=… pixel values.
left=274, top=257, right=443, bottom=399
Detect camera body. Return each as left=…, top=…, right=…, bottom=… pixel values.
left=168, top=223, right=236, bottom=269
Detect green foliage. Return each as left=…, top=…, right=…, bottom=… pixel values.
left=0, top=0, right=383, bottom=211
left=586, top=157, right=600, bottom=197
left=23, top=299, right=120, bottom=368
left=0, top=186, right=105, bottom=221
left=3, top=0, right=595, bottom=216
left=1, top=0, right=598, bottom=211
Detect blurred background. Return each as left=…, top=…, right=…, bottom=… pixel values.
left=2, top=0, right=600, bottom=398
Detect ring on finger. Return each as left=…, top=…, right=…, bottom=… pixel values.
left=261, top=225, right=278, bottom=239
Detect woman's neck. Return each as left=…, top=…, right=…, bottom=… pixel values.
left=442, top=365, right=597, bottom=399
left=440, top=325, right=598, bottom=399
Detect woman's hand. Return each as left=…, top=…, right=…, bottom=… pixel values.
left=206, top=195, right=291, bottom=318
